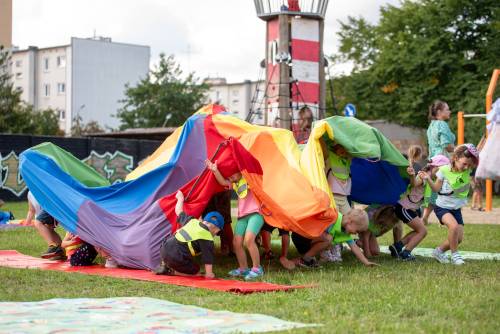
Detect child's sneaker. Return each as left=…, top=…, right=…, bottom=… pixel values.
left=244, top=266, right=264, bottom=280
left=320, top=249, right=334, bottom=262
left=297, top=257, right=320, bottom=268
left=451, top=252, right=465, bottom=265
left=41, top=245, right=64, bottom=259
left=432, top=247, right=450, bottom=264
left=331, top=244, right=343, bottom=262
left=400, top=249, right=416, bottom=261
left=105, top=258, right=119, bottom=268
left=228, top=268, right=250, bottom=277
left=389, top=244, right=401, bottom=258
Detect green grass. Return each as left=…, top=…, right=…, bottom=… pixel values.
left=1, top=218, right=499, bottom=332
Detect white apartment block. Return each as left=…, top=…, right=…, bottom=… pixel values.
left=205, top=78, right=266, bottom=125
left=10, top=37, right=150, bottom=134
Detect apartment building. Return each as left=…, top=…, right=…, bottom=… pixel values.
left=11, top=37, right=150, bottom=134
left=205, top=78, right=266, bottom=125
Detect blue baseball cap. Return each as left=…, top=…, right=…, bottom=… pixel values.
left=203, top=211, right=225, bottom=230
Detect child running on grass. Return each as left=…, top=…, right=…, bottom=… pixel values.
left=291, top=208, right=378, bottom=267
left=156, top=190, right=224, bottom=278
left=205, top=159, right=265, bottom=280
left=420, top=144, right=479, bottom=265
left=389, top=145, right=428, bottom=261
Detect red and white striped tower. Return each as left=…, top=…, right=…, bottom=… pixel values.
left=254, top=0, right=329, bottom=130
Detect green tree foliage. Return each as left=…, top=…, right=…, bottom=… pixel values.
left=116, top=54, right=208, bottom=130
left=71, top=114, right=104, bottom=137
left=329, top=0, right=500, bottom=144
left=0, top=46, right=62, bottom=135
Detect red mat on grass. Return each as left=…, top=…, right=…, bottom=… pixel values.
left=0, top=250, right=311, bottom=294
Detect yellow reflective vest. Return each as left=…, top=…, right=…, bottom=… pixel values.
left=175, top=219, right=214, bottom=256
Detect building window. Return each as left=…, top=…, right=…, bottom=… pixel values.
left=15, top=72, right=22, bottom=79
left=232, top=99, right=239, bottom=105
left=57, top=83, right=66, bottom=94
left=15, top=60, right=22, bottom=67
left=57, top=56, right=66, bottom=68
left=232, top=90, right=239, bottom=96
left=59, top=110, right=66, bottom=120
left=15, top=86, right=22, bottom=92
left=44, top=58, right=49, bottom=71
left=44, top=84, right=50, bottom=97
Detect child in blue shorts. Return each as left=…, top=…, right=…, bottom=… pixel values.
left=420, top=144, right=479, bottom=265
left=206, top=159, right=265, bottom=280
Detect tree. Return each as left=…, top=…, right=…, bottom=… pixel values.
left=0, top=46, right=62, bottom=135
left=329, top=0, right=500, bottom=144
left=71, top=114, right=104, bottom=136
left=116, top=54, right=208, bottom=130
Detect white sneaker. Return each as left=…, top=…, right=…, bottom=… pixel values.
left=451, top=252, right=465, bottom=265
left=330, top=244, right=343, bottom=262
left=432, top=248, right=450, bottom=264
left=105, top=258, right=118, bottom=268
left=320, top=249, right=335, bottom=262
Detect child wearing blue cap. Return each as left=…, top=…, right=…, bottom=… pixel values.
left=156, top=191, right=224, bottom=278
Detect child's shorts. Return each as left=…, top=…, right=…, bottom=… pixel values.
left=434, top=206, right=464, bottom=225
left=394, top=203, right=421, bottom=224
left=160, top=237, right=199, bottom=275
left=235, top=213, right=264, bottom=236
left=36, top=210, right=57, bottom=227
left=69, top=243, right=97, bottom=266
left=291, top=232, right=312, bottom=255
left=261, top=223, right=289, bottom=236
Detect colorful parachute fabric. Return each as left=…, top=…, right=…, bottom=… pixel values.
left=301, top=116, right=409, bottom=205
left=20, top=105, right=338, bottom=270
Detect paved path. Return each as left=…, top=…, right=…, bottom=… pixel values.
left=379, top=246, right=500, bottom=260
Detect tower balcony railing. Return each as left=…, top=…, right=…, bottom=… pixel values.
left=254, top=0, right=329, bottom=20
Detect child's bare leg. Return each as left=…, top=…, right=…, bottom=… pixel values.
left=369, top=234, right=380, bottom=256
left=34, top=221, right=61, bottom=246
left=244, top=232, right=260, bottom=268
left=304, top=239, right=330, bottom=259
left=261, top=230, right=272, bottom=253
left=392, top=223, right=403, bottom=243
left=439, top=214, right=460, bottom=252
left=280, top=233, right=290, bottom=258
left=404, top=218, right=427, bottom=251
left=422, top=205, right=433, bottom=225
left=233, top=235, right=248, bottom=269
left=279, top=233, right=295, bottom=269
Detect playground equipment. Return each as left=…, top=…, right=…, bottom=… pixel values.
left=457, top=69, right=499, bottom=211
left=252, top=0, right=329, bottom=129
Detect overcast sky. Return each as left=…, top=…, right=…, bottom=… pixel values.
left=13, top=0, right=400, bottom=82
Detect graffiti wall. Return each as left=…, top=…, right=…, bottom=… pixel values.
left=0, top=134, right=161, bottom=201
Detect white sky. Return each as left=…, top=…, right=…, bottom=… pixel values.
left=13, top=0, right=400, bottom=82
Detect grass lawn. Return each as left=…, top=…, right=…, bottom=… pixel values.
left=1, top=201, right=499, bottom=333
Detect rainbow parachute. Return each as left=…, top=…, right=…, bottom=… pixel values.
left=20, top=105, right=408, bottom=269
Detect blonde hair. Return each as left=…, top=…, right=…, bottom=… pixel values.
left=407, top=145, right=423, bottom=165
left=346, top=208, right=369, bottom=232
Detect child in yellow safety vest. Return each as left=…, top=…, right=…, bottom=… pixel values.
left=420, top=144, right=479, bottom=265
left=291, top=208, right=378, bottom=267
left=205, top=159, right=265, bottom=280
left=156, top=190, right=224, bottom=278
left=321, top=141, right=353, bottom=262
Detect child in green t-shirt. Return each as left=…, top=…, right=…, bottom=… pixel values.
left=291, top=208, right=378, bottom=267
